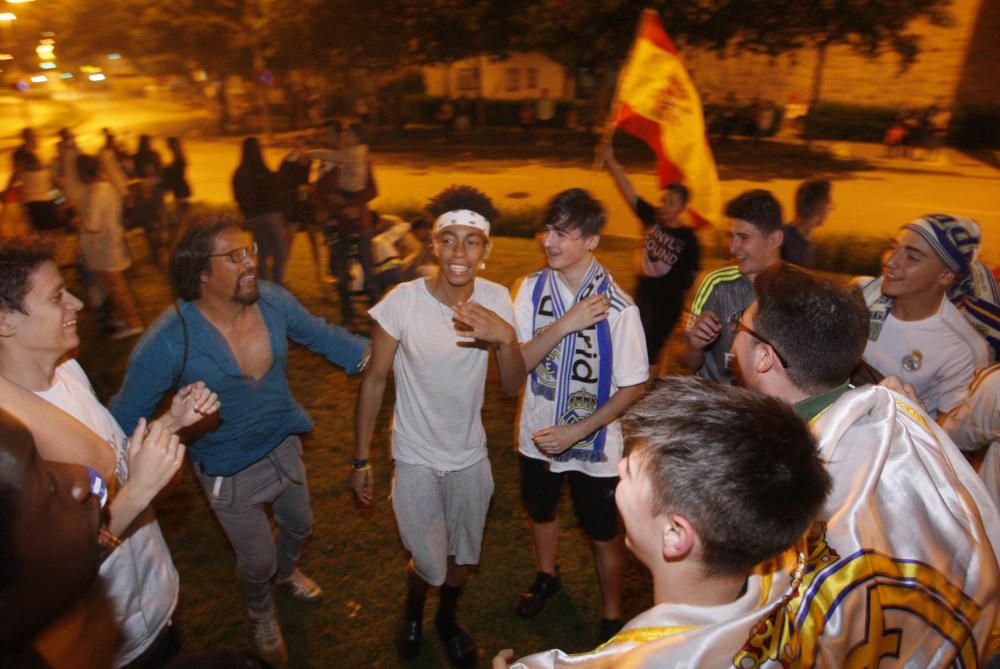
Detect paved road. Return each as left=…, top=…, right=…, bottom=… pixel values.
left=3, top=94, right=999, bottom=265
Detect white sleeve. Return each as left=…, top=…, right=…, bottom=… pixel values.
left=368, top=285, right=406, bottom=340
left=610, top=305, right=650, bottom=387
left=512, top=276, right=535, bottom=344
left=943, top=366, right=1000, bottom=451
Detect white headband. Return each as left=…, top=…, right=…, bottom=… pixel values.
left=433, top=209, right=491, bottom=237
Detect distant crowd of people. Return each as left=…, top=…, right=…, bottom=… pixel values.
left=1, top=117, right=999, bottom=669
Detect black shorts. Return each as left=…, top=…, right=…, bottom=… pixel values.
left=519, top=454, right=619, bottom=542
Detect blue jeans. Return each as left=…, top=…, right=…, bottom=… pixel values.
left=193, top=435, right=312, bottom=619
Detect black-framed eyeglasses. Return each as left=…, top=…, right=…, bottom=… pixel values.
left=729, top=310, right=791, bottom=368
left=209, top=242, right=258, bottom=264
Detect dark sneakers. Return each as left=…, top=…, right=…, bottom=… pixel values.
left=394, top=614, right=422, bottom=659
left=515, top=570, right=562, bottom=618
left=436, top=621, right=478, bottom=668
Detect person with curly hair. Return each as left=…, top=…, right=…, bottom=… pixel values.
left=353, top=185, right=526, bottom=667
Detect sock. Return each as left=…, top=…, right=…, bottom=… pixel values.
left=436, top=584, right=463, bottom=637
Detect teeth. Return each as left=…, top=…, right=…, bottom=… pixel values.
left=449, top=264, right=469, bottom=273
left=63, top=319, right=76, bottom=328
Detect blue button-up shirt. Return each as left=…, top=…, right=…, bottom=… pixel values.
left=110, top=282, right=370, bottom=476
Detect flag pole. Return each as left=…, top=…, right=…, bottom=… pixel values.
left=592, top=8, right=655, bottom=173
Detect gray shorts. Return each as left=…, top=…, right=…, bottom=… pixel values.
left=391, top=458, right=494, bottom=586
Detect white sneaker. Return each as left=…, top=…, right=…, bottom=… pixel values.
left=277, top=568, right=323, bottom=603
left=253, top=612, right=288, bottom=666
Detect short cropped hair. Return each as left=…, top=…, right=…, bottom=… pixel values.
left=541, top=188, right=605, bottom=236
left=622, top=376, right=831, bottom=577
left=170, top=219, right=242, bottom=301
left=753, top=264, right=868, bottom=393
left=0, top=237, right=55, bottom=314
left=664, top=182, right=690, bottom=207
left=426, top=185, right=499, bottom=223
left=795, top=179, right=831, bottom=220
left=725, top=189, right=783, bottom=235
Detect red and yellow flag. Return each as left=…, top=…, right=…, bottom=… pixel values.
left=611, top=10, right=721, bottom=229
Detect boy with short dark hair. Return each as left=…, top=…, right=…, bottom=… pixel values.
left=496, top=376, right=831, bottom=668
left=509, top=188, right=648, bottom=642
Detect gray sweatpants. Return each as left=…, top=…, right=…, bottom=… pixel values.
left=194, top=435, right=312, bottom=619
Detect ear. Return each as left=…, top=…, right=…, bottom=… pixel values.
left=661, top=513, right=697, bottom=561
left=483, top=239, right=492, bottom=260
left=0, top=311, right=17, bottom=337
left=754, top=342, right=778, bottom=374
left=767, top=228, right=784, bottom=249
left=586, top=234, right=600, bottom=252
left=935, top=268, right=956, bottom=289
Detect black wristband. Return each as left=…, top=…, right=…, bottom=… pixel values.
left=351, top=458, right=369, bottom=470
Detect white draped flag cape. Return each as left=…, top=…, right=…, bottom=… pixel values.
left=609, top=9, right=721, bottom=229
left=512, top=385, right=1000, bottom=668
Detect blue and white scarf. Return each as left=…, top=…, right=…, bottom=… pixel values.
left=530, top=261, right=615, bottom=463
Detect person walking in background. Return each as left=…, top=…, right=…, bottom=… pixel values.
left=132, top=134, right=167, bottom=266
left=233, top=137, right=289, bottom=285
left=781, top=179, right=832, bottom=268
left=163, top=137, right=192, bottom=230
left=278, top=141, right=323, bottom=283
left=76, top=154, right=144, bottom=340
left=601, top=142, right=700, bottom=378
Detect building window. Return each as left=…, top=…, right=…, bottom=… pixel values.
left=457, top=67, right=479, bottom=92
left=505, top=67, right=520, bottom=92
left=526, top=68, right=538, bottom=89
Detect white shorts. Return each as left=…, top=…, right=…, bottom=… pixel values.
left=391, top=458, right=494, bottom=586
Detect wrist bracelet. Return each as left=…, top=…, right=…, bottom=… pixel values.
left=351, top=458, right=369, bottom=471
left=352, top=464, right=372, bottom=473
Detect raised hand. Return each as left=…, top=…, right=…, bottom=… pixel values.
left=452, top=300, right=517, bottom=346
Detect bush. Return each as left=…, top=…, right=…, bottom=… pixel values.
left=804, top=102, right=898, bottom=142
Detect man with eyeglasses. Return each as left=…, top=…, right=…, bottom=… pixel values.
left=730, top=263, right=1000, bottom=664
left=110, top=220, right=371, bottom=665
left=680, top=189, right=783, bottom=384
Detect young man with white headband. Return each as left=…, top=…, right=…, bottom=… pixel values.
left=860, top=214, right=989, bottom=419
left=509, top=188, right=648, bottom=643
left=353, top=185, right=526, bottom=667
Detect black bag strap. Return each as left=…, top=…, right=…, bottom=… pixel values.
left=172, top=302, right=189, bottom=392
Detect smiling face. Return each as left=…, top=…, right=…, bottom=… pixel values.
left=880, top=229, right=954, bottom=301
left=729, top=218, right=780, bottom=280
left=0, top=411, right=101, bottom=639
left=0, top=261, right=83, bottom=362
left=541, top=224, right=596, bottom=277
left=433, top=225, right=489, bottom=288
left=200, top=228, right=259, bottom=306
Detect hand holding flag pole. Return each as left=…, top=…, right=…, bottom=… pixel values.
left=599, top=9, right=721, bottom=229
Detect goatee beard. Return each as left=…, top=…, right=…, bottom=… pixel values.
left=233, top=275, right=260, bottom=305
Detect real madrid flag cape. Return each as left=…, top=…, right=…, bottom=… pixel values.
left=512, top=385, right=1000, bottom=668
left=529, top=261, right=616, bottom=464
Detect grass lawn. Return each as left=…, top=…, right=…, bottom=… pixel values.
left=77, top=232, right=705, bottom=668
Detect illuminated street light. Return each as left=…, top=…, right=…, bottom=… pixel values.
left=0, top=13, right=16, bottom=20
left=6, top=0, right=35, bottom=4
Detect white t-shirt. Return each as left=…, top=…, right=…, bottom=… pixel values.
left=863, top=295, right=989, bottom=416
left=514, top=270, right=648, bottom=477
left=943, top=364, right=1000, bottom=509
left=36, top=360, right=179, bottom=667
left=369, top=278, right=516, bottom=471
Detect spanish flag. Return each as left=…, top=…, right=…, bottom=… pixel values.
left=611, top=10, right=721, bottom=229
